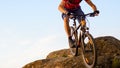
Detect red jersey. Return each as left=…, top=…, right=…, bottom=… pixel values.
left=63, top=0, right=82, bottom=9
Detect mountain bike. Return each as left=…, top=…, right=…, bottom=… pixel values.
left=69, top=12, right=97, bottom=68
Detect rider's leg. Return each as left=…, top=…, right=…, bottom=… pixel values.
left=63, top=16, right=71, bottom=38
left=63, top=16, right=75, bottom=48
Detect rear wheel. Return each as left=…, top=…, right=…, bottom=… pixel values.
left=81, top=32, right=96, bottom=68
left=69, top=27, right=78, bottom=56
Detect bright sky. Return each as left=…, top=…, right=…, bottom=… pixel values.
left=0, top=0, right=120, bottom=68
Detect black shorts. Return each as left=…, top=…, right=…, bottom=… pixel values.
left=62, top=7, right=85, bottom=23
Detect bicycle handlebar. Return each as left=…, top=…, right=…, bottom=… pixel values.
left=84, top=12, right=97, bottom=17
left=69, top=12, right=97, bottom=19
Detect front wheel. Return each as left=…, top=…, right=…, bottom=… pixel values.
left=81, top=32, right=97, bottom=68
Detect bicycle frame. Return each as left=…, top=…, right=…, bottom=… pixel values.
left=71, top=18, right=81, bottom=36
left=71, top=15, right=89, bottom=46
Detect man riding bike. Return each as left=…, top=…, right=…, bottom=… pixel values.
left=58, top=0, right=99, bottom=47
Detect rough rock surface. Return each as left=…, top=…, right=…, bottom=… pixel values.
left=23, top=36, right=120, bottom=68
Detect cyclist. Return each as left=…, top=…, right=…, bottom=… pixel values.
left=58, top=0, right=99, bottom=47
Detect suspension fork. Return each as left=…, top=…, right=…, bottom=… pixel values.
left=78, top=30, right=82, bottom=46
left=78, top=26, right=87, bottom=47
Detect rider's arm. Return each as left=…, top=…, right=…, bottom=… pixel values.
left=58, top=0, right=68, bottom=14
left=85, top=0, right=98, bottom=12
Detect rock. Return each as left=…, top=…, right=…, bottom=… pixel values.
left=112, top=54, right=120, bottom=68
left=23, top=36, right=120, bottom=68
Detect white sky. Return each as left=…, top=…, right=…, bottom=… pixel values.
left=0, top=0, right=120, bottom=68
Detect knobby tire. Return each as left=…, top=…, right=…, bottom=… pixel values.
left=81, top=32, right=97, bottom=68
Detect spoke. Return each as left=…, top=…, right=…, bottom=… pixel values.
left=85, top=58, right=89, bottom=64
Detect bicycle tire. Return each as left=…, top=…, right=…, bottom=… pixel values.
left=69, top=27, right=78, bottom=56
left=81, top=32, right=97, bottom=68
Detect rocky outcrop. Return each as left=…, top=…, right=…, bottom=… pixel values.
left=23, top=36, right=120, bottom=68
